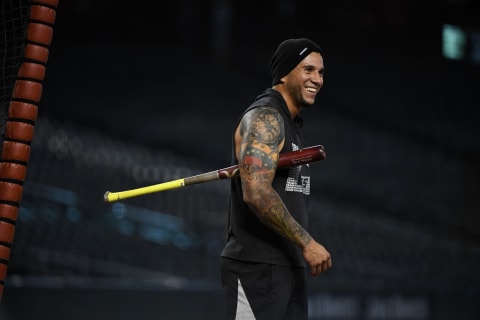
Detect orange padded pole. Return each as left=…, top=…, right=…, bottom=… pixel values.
left=0, top=0, right=59, bottom=301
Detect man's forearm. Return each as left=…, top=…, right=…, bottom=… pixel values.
left=247, top=188, right=312, bottom=248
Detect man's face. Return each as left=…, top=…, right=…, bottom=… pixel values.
left=284, top=52, right=324, bottom=107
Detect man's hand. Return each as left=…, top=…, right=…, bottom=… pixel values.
left=302, top=239, right=332, bottom=277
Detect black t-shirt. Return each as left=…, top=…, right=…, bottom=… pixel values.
left=221, top=88, right=310, bottom=267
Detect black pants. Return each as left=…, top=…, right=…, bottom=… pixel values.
left=221, top=257, right=308, bottom=320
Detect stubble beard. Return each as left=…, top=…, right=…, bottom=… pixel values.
left=287, top=81, right=316, bottom=108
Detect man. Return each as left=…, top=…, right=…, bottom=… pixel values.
left=220, top=38, right=332, bottom=320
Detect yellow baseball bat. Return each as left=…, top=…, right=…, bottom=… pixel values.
left=104, top=145, right=326, bottom=203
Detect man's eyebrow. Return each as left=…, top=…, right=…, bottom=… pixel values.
left=302, top=63, right=324, bottom=72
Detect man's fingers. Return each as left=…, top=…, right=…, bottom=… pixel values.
left=310, top=264, right=323, bottom=277
left=310, top=257, right=332, bottom=277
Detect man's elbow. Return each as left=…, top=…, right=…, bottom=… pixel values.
left=242, top=187, right=262, bottom=210
left=242, top=190, right=256, bottom=207
left=242, top=184, right=272, bottom=212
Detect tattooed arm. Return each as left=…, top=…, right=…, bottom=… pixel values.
left=235, top=106, right=332, bottom=275
left=237, top=106, right=309, bottom=246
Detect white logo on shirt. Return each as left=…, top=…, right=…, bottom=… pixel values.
left=285, top=143, right=310, bottom=195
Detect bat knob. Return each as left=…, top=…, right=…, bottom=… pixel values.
left=104, top=191, right=111, bottom=203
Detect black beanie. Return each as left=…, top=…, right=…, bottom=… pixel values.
left=270, top=38, right=323, bottom=86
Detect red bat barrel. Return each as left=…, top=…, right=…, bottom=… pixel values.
left=277, top=145, right=326, bottom=168
left=217, top=145, right=326, bottom=179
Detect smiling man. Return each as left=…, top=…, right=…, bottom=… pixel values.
left=221, top=38, right=332, bottom=320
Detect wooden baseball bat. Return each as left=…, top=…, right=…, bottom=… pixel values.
left=104, top=145, right=326, bottom=203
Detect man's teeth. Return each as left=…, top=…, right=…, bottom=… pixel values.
left=306, top=87, right=316, bottom=93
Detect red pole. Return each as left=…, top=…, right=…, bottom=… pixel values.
left=0, top=0, right=59, bottom=301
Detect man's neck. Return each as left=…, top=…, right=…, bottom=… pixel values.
left=271, top=86, right=302, bottom=119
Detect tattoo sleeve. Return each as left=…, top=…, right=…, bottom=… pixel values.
left=238, top=107, right=312, bottom=248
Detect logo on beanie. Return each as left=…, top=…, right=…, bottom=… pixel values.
left=299, top=47, right=308, bottom=55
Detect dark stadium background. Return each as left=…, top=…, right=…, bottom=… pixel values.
left=2, top=1, right=480, bottom=319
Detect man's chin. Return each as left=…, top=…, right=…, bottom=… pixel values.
left=302, top=99, right=316, bottom=107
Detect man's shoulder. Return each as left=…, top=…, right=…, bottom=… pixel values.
left=250, top=88, right=282, bottom=107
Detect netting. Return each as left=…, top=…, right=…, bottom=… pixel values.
left=0, top=0, right=31, bottom=148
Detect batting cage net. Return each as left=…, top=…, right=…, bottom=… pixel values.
left=0, top=0, right=32, bottom=301
left=0, top=0, right=31, bottom=147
